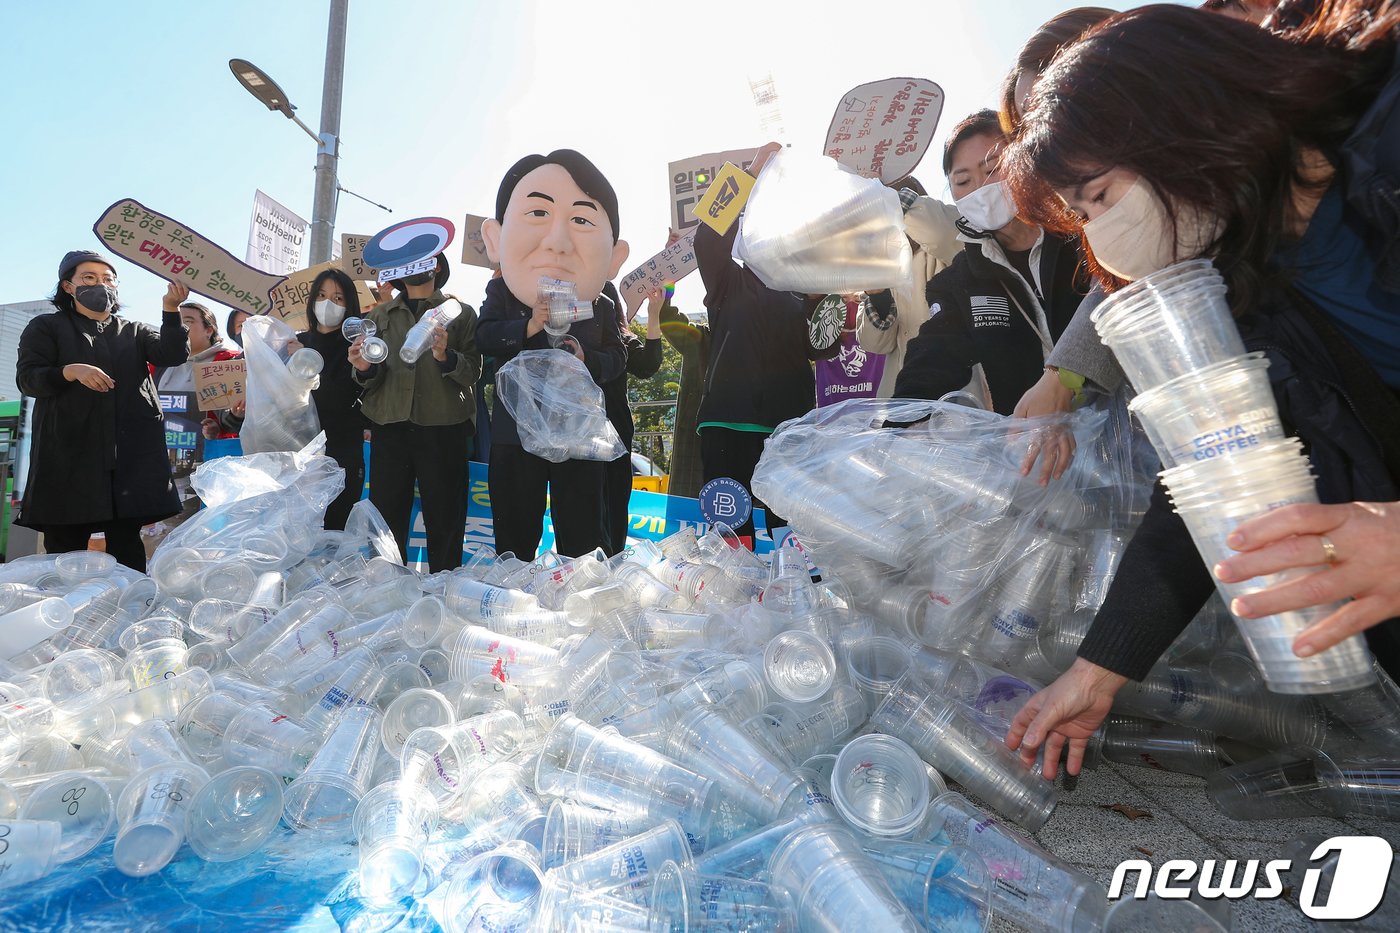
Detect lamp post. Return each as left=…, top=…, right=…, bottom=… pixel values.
left=228, top=0, right=348, bottom=265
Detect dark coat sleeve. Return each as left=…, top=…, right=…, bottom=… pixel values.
left=16, top=316, right=70, bottom=397
left=141, top=310, right=190, bottom=367
left=626, top=332, right=663, bottom=378
left=695, top=222, right=737, bottom=321
left=582, top=302, right=627, bottom=386
left=476, top=302, right=533, bottom=358
left=892, top=274, right=976, bottom=400
left=1076, top=480, right=1216, bottom=680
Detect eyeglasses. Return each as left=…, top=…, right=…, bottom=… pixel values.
left=73, top=272, right=119, bottom=287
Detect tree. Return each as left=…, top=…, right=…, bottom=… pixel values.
left=626, top=321, right=681, bottom=472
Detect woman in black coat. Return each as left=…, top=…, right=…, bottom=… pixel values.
left=16, top=251, right=190, bottom=571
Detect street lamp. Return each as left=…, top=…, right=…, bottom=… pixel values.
left=228, top=0, right=349, bottom=265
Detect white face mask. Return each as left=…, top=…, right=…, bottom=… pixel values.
left=315, top=298, right=346, bottom=328
left=955, top=180, right=1018, bottom=233
left=1082, top=176, right=1221, bottom=281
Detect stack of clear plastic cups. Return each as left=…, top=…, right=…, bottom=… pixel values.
left=923, top=518, right=1011, bottom=647
left=538, top=278, right=595, bottom=336
left=830, top=733, right=939, bottom=841
left=860, top=839, right=994, bottom=933
left=746, top=682, right=868, bottom=765
left=632, top=609, right=719, bottom=651
left=767, top=822, right=923, bottom=932
left=691, top=769, right=840, bottom=880
left=761, top=629, right=836, bottom=704
left=540, top=800, right=649, bottom=871
left=183, top=765, right=285, bottom=862
left=0, top=598, right=74, bottom=663
left=399, top=709, right=526, bottom=804
left=665, top=704, right=805, bottom=824
left=1206, top=746, right=1399, bottom=820
left=283, top=704, right=383, bottom=840
left=1101, top=716, right=1232, bottom=778
left=928, top=792, right=1108, bottom=933
left=908, top=647, right=1043, bottom=740
left=649, top=859, right=798, bottom=931
left=444, top=840, right=547, bottom=933
left=1088, top=260, right=1244, bottom=390
left=1127, top=352, right=1281, bottom=469
left=353, top=779, right=440, bottom=901
left=844, top=636, right=912, bottom=713
left=872, top=672, right=1057, bottom=832
left=971, top=535, right=1075, bottom=669
left=551, top=818, right=693, bottom=901
left=0, top=819, right=63, bottom=889
left=400, top=298, right=463, bottom=364
left=447, top=625, right=562, bottom=685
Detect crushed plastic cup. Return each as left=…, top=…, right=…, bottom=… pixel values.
left=443, top=840, right=546, bottom=933
left=353, top=780, right=440, bottom=902
left=761, top=629, right=837, bottom=704
left=113, top=761, right=210, bottom=876
left=0, top=818, right=63, bottom=889
left=283, top=704, right=384, bottom=840
left=649, top=859, right=798, bottom=932
left=184, top=765, right=284, bottom=862
left=553, top=818, right=692, bottom=898
left=766, top=822, right=923, bottom=933
left=831, top=733, right=935, bottom=839
left=15, top=770, right=118, bottom=863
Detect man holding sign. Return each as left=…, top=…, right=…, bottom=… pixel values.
left=15, top=250, right=190, bottom=571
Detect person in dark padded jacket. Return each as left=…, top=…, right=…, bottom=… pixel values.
left=894, top=110, right=1086, bottom=415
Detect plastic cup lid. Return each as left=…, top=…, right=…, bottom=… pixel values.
left=185, top=766, right=284, bottom=862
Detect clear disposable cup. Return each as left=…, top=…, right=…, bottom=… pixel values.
left=1320, top=756, right=1400, bottom=819
left=361, top=336, right=389, bottom=364
left=831, top=734, right=933, bottom=839
left=456, top=761, right=548, bottom=848
left=872, top=673, right=1057, bottom=832
left=283, top=705, right=384, bottom=840
left=667, top=705, right=804, bottom=824
left=649, top=859, right=798, bottom=931
left=554, top=818, right=692, bottom=897
left=400, top=596, right=454, bottom=649
left=353, top=780, right=440, bottom=902
left=55, top=549, right=117, bottom=582
left=531, top=873, right=653, bottom=933
left=7, top=735, right=84, bottom=777
left=669, top=659, right=768, bottom=720
left=845, top=636, right=913, bottom=713
left=299, top=645, right=387, bottom=734
left=121, top=641, right=189, bottom=690
left=113, top=761, right=210, bottom=876
left=750, top=683, right=869, bottom=765
left=0, top=818, right=63, bottom=889
left=1099, top=292, right=1246, bottom=391
left=767, top=822, right=923, bottom=933
left=381, top=687, right=455, bottom=756
left=861, top=839, right=993, bottom=933
left=762, top=629, right=837, bottom=704
left=444, top=840, right=546, bottom=933
left=540, top=800, right=648, bottom=870
left=400, top=709, right=526, bottom=804
left=1205, top=747, right=1343, bottom=820
left=16, top=770, right=117, bottom=862
left=1, top=699, right=57, bottom=771
left=341, top=316, right=376, bottom=342
left=184, top=765, right=284, bottom=862
left=41, top=648, right=121, bottom=707
left=447, top=625, right=562, bottom=684
left=248, top=605, right=356, bottom=687
left=0, top=598, right=74, bottom=662
left=1129, top=353, right=1280, bottom=468
left=223, top=703, right=321, bottom=778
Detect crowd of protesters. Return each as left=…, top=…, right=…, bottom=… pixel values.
left=16, top=0, right=1400, bottom=776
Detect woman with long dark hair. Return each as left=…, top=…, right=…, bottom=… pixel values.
left=295, top=268, right=368, bottom=530
left=999, top=2, right=1400, bottom=774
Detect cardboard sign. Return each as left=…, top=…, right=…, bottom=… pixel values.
left=693, top=163, right=755, bottom=236
left=193, top=358, right=247, bottom=411
left=824, top=78, right=945, bottom=183
left=460, top=213, right=496, bottom=269
left=340, top=233, right=383, bottom=281
left=668, top=147, right=759, bottom=233
left=245, top=189, right=308, bottom=275
left=267, top=261, right=378, bottom=331
left=93, top=199, right=286, bottom=317
left=618, top=229, right=698, bottom=318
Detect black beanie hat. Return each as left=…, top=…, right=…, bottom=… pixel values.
left=58, top=250, right=117, bottom=281
left=494, top=149, right=620, bottom=243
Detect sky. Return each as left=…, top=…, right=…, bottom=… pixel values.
left=2, top=0, right=1135, bottom=329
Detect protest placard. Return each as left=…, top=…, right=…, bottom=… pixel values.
left=668, top=147, right=758, bottom=233
left=693, top=162, right=755, bottom=237
left=193, top=358, right=247, bottom=411
left=93, top=199, right=286, bottom=317
left=245, top=189, right=308, bottom=275
left=340, top=233, right=382, bottom=280
left=459, top=214, right=496, bottom=269
left=268, top=262, right=378, bottom=331
left=824, top=78, right=945, bottom=183
left=618, top=229, right=698, bottom=318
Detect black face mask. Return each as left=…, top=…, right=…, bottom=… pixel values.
left=74, top=284, right=118, bottom=314
left=402, top=271, right=434, bottom=287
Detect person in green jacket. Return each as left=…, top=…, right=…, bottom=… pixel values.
left=349, top=253, right=481, bottom=571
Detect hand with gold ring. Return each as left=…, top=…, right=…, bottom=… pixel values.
left=1213, top=501, right=1400, bottom=658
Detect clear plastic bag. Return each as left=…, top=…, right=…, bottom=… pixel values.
left=735, top=149, right=914, bottom=295
left=239, top=315, right=324, bottom=455
left=495, top=350, right=626, bottom=463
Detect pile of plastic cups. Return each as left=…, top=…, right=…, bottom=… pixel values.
left=2, top=406, right=1397, bottom=930
left=1093, top=259, right=1376, bottom=696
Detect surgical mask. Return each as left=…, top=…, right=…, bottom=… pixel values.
left=74, top=284, right=117, bottom=315
left=402, top=271, right=434, bottom=287
left=955, top=180, right=1018, bottom=234
left=1082, top=176, right=1221, bottom=281
left=315, top=298, right=346, bottom=328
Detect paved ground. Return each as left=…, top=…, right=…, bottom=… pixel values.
left=997, top=759, right=1400, bottom=932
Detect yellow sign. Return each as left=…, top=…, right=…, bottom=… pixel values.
left=692, top=162, right=754, bottom=236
